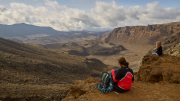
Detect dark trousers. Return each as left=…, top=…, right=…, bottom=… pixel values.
left=113, top=82, right=129, bottom=93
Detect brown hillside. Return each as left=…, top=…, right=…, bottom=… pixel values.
left=0, top=37, right=108, bottom=100
left=0, top=37, right=105, bottom=84
left=101, top=22, right=180, bottom=45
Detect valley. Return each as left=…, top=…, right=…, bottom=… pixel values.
left=42, top=22, right=180, bottom=72
left=0, top=37, right=113, bottom=100
left=0, top=21, right=180, bottom=101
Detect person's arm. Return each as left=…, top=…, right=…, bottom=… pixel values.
left=130, top=69, right=134, bottom=83
left=111, top=69, right=118, bottom=82
left=114, top=69, right=121, bottom=82
left=160, top=46, right=163, bottom=55
left=156, top=47, right=160, bottom=55
left=132, top=74, right=134, bottom=83
left=156, top=46, right=162, bottom=56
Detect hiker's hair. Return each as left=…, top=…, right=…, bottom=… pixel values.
left=118, top=57, right=129, bottom=67
left=156, top=41, right=161, bottom=48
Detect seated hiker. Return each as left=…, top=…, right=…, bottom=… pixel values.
left=111, top=57, right=134, bottom=93
left=152, top=41, right=163, bottom=56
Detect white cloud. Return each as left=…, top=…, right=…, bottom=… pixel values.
left=0, top=1, right=180, bottom=31
left=0, top=5, right=7, bottom=12
left=90, top=1, right=141, bottom=27
left=143, top=1, right=180, bottom=20
left=0, top=5, right=30, bottom=24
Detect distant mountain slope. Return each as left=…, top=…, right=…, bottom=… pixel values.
left=101, top=22, right=180, bottom=45
left=148, top=32, right=180, bottom=57
left=0, top=37, right=106, bottom=85
left=25, top=30, right=108, bottom=45
left=163, top=32, right=180, bottom=56
left=0, top=23, right=109, bottom=45
left=0, top=23, right=59, bottom=37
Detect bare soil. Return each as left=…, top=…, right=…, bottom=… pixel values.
left=62, top=77, right=180, bottom=101
left=62, top=54, right=180, bottom=101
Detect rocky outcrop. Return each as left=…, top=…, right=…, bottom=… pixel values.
left=137, top=54, right=180, bottom=83
left=101, top=22, right=180, bottom=45
left=87, top=44, right=126, bottom=55
left=68, top=46, right=89, bottom=56
left=62, top=77, right=100, bottom=101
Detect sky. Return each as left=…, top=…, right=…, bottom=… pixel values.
left=0, top=0, right=180, bottom=31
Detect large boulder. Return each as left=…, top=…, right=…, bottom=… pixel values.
left=137, top=54, right=180, bottom=83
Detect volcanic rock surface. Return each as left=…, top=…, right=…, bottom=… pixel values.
left=101, top=22, right=180, bottom=45
left=137, top=54, right=180, bottom=83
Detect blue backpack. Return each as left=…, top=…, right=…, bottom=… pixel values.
left=98, top=72, right=113, bottom=93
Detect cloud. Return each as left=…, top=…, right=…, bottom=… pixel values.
left=0, top=1, right=180, bottom=31
left=144, top=1, right=180, bottom=19
left=0, top=4, right=30, bottom=24
left=90, top=1, right=140, bottom=27
left=0, top=5, right=7, bottom=12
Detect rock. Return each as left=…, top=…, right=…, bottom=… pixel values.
left=137, top=54, right=180, bottom=83
left=62, top=77, right=100, bottom=101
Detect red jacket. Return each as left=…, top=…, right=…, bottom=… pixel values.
left=111, top=67, right=134, bottom=90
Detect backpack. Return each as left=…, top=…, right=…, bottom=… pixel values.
left=98, top=72, right=113, bottom=93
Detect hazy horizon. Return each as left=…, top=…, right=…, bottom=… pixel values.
left=0, top=0, right=180, bottom=31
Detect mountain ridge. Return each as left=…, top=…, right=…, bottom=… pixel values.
left=0, top=23, right=59, bottom=37
left=101, top=22, right=180, bottom=45
left=0, top=23, right=109, bottom=45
